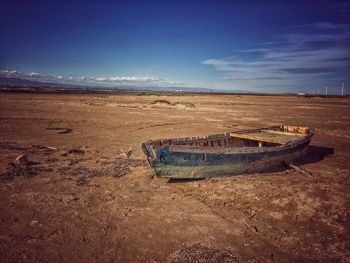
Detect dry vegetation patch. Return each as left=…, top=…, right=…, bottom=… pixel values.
left=151, top=99, right=195, bottom=108
left=58, top=158, right=147, bottom=180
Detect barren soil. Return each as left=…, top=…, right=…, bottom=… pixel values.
left=0, top=93, right=349, bottom=262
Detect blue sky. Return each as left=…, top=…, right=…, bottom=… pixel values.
left=1, top=0, right=349, bottom=94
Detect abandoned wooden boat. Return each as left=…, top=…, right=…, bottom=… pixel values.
left=141, top=125, right=314, bottom=179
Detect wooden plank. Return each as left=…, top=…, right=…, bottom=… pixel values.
left=282, top=125, right=308, bottom=132
left=284, top=162, right=314, bottom=179
left=229, top=132, right=289, bottom=144
left=263, top=130, right=305, bottom=136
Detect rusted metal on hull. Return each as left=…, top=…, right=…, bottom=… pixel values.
left=141, top=125, right=314, bottom=179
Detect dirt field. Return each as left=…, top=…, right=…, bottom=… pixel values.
left=0, top=92, right=349, bottom=262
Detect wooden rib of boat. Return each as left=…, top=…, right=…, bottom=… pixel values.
left=141, top=125, right=314, bottom=179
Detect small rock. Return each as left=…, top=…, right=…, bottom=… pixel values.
left=14, top=154, right=29, bottom=166
left=30, top=220, right=38, bottom=226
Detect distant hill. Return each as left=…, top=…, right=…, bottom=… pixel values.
left=0, top=76, right=213, bottom=93
left=0, top=77, right=50, bottom=86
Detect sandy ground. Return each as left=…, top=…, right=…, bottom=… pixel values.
left=0, top=92, right=349, bottom=262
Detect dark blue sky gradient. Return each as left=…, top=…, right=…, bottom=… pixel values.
left=1, top=0, right=349, bottom=93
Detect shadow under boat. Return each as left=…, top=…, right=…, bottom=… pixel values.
left=292, top=145, right=334, bottom=165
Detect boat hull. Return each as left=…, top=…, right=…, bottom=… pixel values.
left=142, top=138, right=312, bottom=179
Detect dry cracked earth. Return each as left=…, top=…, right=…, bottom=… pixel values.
left=0, top=92, right=349, bottom=262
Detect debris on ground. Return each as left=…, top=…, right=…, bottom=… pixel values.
left=68, top=149, right=85, bottom=155
left=58, top=158, right=147, bottom=180
left=168, top=244, right=247, bottom=263
left=46, top=127, right=73, bottom=134
left=31, top=145, right=57, bottom=151
left=0, top=159, right=52, bottom=181
left=13, top=154, right=29, bottom=166
left=119, top=145, right=134, bottom=160
left=284, top=162, right=314, bottom=179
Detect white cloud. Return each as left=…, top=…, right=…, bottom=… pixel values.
left=202, top=22, right=350, bottom=91
left=0, top=70, right=20, bottom=76
left=0, top=70, right=185, bottom=88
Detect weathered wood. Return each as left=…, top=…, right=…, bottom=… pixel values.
left=142, top=125, right=314, bottom=179
left=285, top=162, right=314, bottom=178
left=43, top=145, right=57, bottom=150
left=229, top=132, right=289, bottom=144
left=263, top=129, right=305, bottom=136
left=13, top=154, right=29, bottom=166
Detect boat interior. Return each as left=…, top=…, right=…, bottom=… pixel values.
left=146, top=125, right=311, bottom=150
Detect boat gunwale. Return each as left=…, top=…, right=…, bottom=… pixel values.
left=142, top=127, right=314, bottom=158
